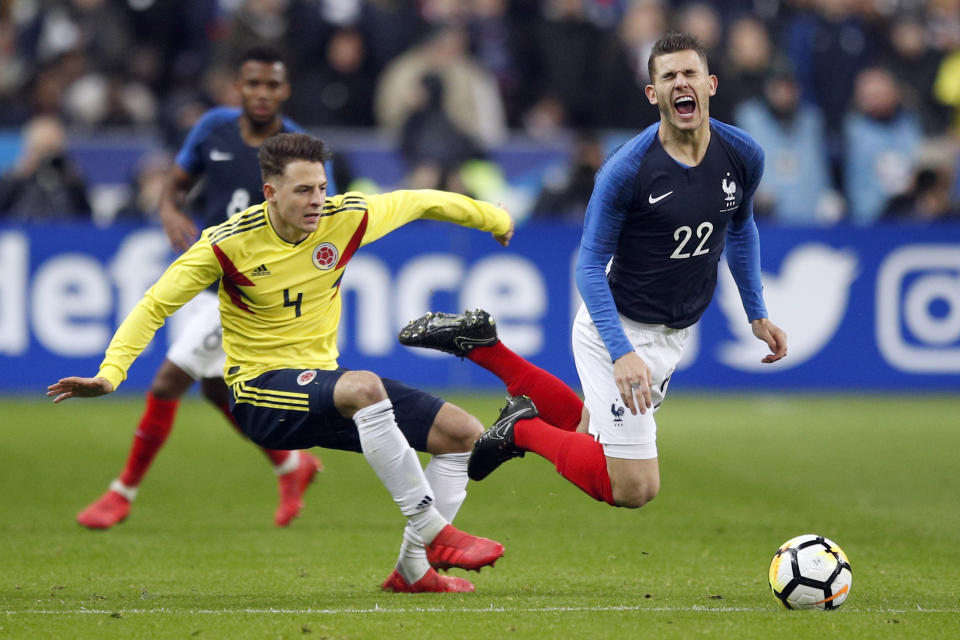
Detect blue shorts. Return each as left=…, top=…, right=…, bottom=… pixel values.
left=229, top=368, right=444, bottom=452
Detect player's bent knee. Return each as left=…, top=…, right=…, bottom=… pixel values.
left=333, top=370, right=388, bottom=417
left=426, top=403, right=483, bottom=454
left=611, top=475, right=660, bottom=509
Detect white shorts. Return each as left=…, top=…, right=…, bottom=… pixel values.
left=571, top=304, right=689, bottom=460
left=166, top=290, right=226, bottom=380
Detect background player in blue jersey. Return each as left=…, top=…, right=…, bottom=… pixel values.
left=401, top=32, right=787, bottom=510
left=77, top=48, right=323, bottom=530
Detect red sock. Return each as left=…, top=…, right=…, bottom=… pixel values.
left=514, top=417, right=614, bottom=505
left=469, top=342, right=583, bottom=431
left=119, top=392, right=179, bottom=487
left=213, top=400, right=291, bottom=468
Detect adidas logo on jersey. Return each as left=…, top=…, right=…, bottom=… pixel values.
left=250, top=264, right=271, bottom=277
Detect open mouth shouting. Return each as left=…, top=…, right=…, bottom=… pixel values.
left=673, top=95, right=697, bottom=120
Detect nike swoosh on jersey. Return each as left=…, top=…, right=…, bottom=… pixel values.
left=210, top=149, right=234, bottom=161
left=648, top=191, right=674, bottom=204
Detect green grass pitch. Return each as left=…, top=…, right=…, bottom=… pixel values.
left=2, top=392, right=959, bottom=639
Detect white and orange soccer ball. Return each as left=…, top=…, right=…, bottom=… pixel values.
left=768, top=534, right=852, bottom=610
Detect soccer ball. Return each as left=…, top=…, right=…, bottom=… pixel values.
left=768, top=534, right=852, bottom=610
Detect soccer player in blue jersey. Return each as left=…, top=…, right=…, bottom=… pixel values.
left=76, top=48, right=323, bottom=530
left=401, top=32, right=787, bottom=509
left=50, top=132, right=514, bottom=593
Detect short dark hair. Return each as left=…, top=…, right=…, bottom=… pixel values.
left=647, top=32, right=709, bottom=81
left=258, top=133, right=332, bottom=182
left=238, top=46, right=286, bottom=70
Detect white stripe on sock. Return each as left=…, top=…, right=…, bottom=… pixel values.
left=353, top=399, right=446, bottom=544
left=109, top=479, right=138, bottom=501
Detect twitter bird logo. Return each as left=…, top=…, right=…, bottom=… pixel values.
left=717, top=243, right=859, bottom=371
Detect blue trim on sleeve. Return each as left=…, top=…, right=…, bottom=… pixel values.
left=576, top=123, right=658, bottom=362
left=712, top=119, right=768, bottom=321
left=725, top=218, right=767, bottom=321
left=174, top=107, right=242, bottom=174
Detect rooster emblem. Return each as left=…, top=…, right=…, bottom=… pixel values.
left=611, top=403, right=625, bottom=423
left=722, top=176, right=737, bottom=203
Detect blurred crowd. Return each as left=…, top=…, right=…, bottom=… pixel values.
left=1, top=0, right=959, bottom=224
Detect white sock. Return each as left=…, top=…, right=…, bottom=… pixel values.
left=396, top=452, right=470, bottom=583
left=274, top=450, right=300, bottom=476
left=353, top=399, right=447, bottom=551
left=110, top=479, right=138, bottom=501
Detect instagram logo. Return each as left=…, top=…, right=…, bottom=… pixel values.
left=877, top=245, right=960, bottom=373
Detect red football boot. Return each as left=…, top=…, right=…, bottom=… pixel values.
left=77, top=490, right=131, bottom=529
left=381, top=568, right=475, bottom=593
left=425, top=524, right=505, bottom=572
left=274, top=452, right=323, bottom=527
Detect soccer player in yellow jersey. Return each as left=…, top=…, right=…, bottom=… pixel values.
left=49, top=133, right=513, bottom=593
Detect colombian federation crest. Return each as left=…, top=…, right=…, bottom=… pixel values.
left=297, top=370, right=317, bottom=385
left=312, top=242, right=339, bottom=270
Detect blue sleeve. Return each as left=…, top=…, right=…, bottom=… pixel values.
left=724, top=130, right=767, bottom=321
left=575, top=148, right=640, bottom=362
left=174, top=107, right=240, bottom=175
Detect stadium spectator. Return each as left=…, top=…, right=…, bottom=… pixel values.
left=399, top=73, right=481, bottom=193
left=48, top=131, right=512, bottom=594
left=113, top=150, right=174, bottom=222
left=288, top=26, right=376, bottom=128
left=526, top=0, right=604, bottom=130
left=933, top=48, right=960, bottom=136
left=844, top=66, right=923, bottom=225
left=711, top=15, right=773, bottom=126
left=0, top=18, right=31, bottom=126
left=375, top=25, right=507, bottom=151
left=880, top=14, right=950, bottom=135
left=594, top=0, right=666, bottom=129
left=213, top=0, right=296, bottom=74
left=675, top=2, right=723, bottom=62
left=530, top=130, right=605, bottom=222
left=882, top=163, right=960, bottom=222
left=465, top=0, right=530, bottom=127
left=0, top=114, right=90, bottom=220
left=401, top=33, right=786, bottom=510
left=74, top=48, right=323, bottom=532
left=16, top=0, right=132, bottom=71
left=734, top=60, right=839, bottom=224
left=785, top=0, right=873, bottom=190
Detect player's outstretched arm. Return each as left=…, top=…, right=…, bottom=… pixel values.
left=46, top=377, right=114, bottom=403
left=751, top=318, right=787, bottom=364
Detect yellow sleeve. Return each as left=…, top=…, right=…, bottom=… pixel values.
left=933, top=51, right=960, bottom=106
left=360, top=189, right=511, bottom=245
left=96, top=238, right=222, bottom=390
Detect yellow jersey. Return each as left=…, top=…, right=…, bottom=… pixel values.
left=97, top=190, right=511, bottom=389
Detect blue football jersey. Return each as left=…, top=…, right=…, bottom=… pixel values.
left=577, top=119, right=768, bottom=362
left=175, top=107, right=304, bottom=229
